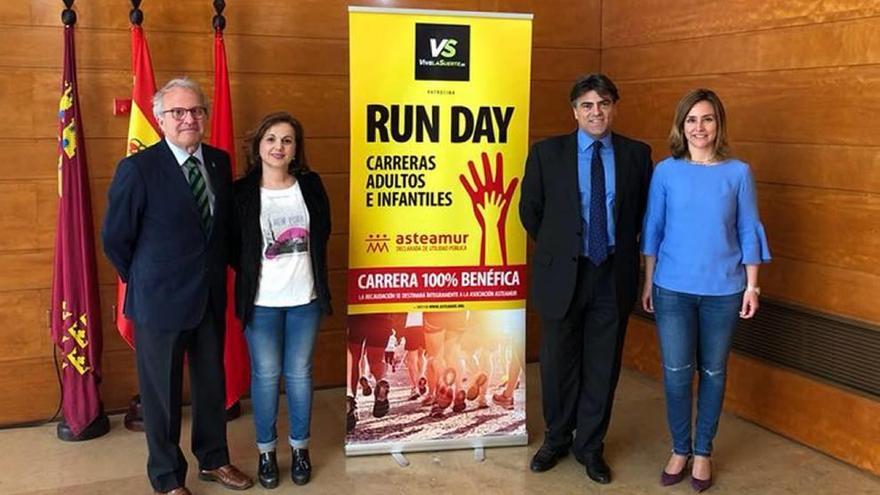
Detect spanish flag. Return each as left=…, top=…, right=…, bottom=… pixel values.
left=210, top=28, right=251, bottom=408
left=116, top=24, right=161, bottom=346
left=52, top=22, right=104, bottom=437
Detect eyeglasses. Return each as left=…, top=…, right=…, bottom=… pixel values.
left=161, top=106, right=208, bottom=121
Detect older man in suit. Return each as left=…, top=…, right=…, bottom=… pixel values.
left=520, top=74, right=652, bottom=484
left=103, top=78, right=252, bottom=494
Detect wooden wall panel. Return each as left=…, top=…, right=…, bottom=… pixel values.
left=758, top=185, right=880, bottom=276
left=532, top=47, right=601, bottom=82
left=643, top=138, right=880, bottom=195
left=735, top=142, right=880, bottom=194
left=613, top=68, right=880, bottom=146
left=603, top=16, right=880, bottom=81
left=604, top=0, right=880, bottom=475
left=529, top=80, right=578, bottom=135
left=0, top=356, right=62, bottom=424
left=0, top=290, right=50, bottom=362
left=0, top=69, right=131, bottom=139
left=0, top=138, right=343, bottom=184
left=0, top=69, right=348, bottom=141
left=0, top=251, right=52, bottom=292
left=0, top=183, right=41, bottom=251
left=226, top=74, right=350, bottom=138
left=0, top=25, right=349, bottom=76
left=313, top=330, right=347, bottom=387
left=1, top=0, right=599, bottom=427
left=302, top=138, right=350, bottom=175
left=5, top=0, right=599, bottom=47
left=99, top=349, right=139, bottom=412
left=0, top=138, right=128, bottom=182
left=602, top=0, right=880, bottom=48
left=761, top=256, right=880, bottom=325
left=605, top=44, right=880, bottom=325
left=623, top=317, right=880, bottom=475
left=493, top=0, right=600, bottom=48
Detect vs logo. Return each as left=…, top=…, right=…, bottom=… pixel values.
left=415, top=23, right=470, bottom=81
left=429, top=38, right=458, bottom=58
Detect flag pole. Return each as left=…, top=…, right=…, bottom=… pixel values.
left=121, top=0, right=162, bottom=432
left=211, top=0, right=250, bottom=421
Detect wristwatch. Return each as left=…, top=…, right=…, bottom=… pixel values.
left=745, top=286, right=761, bottom=296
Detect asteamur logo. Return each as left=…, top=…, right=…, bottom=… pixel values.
left=415, top=23, right=470, bottom=81
left=395, top=232, right=470, bottom=252
left=364, top=234, right=390, bottom=253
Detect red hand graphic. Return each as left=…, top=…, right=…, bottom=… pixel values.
left=459, top=152, right=519, bottom=265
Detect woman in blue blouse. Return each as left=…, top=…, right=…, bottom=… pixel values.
left=641, top=89, right=771, bottom=492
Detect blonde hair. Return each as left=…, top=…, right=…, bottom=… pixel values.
left=668, top=88, right=729, bottom=160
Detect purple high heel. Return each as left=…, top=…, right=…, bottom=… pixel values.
left=660, top=454, right=691, bottom=486
left=690, top=457, right=713, bottom=492
left=690, top=475, right=713, bottom=492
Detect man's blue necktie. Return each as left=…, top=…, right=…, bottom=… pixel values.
left=588, top=140, right=609, bottom=265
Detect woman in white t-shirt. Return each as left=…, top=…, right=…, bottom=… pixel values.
left=232, top=112, right=332, bottom=489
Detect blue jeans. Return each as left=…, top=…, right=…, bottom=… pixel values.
left=652, top=285, right=741, bottom=457
left=245, top=301, right=321, bottom=452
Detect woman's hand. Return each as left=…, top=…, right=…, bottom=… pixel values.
left=739, top=290, right=759, bottom=319
left=641, top=255, right=656, bottom=313
left=641, top=281, right=654, bottom=313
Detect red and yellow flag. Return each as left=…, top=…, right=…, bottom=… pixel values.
left=51, top=24, right=104, bottom=436
left=210, top=28, right=251, bottom=408
left=116, top=24, right=161, bottom=346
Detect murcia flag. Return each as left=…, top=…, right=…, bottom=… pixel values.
left=51, top=23, right=104, bottom=436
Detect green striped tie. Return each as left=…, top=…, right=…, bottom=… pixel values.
left=184, top=156, right=211, bottom=230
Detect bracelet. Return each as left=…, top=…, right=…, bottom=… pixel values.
left=745, top=286, right=761, bottom=296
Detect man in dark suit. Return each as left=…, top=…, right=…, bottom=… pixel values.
left=103, top=78, right=252, bottom=495
left=519, top=74, right=652, bottom=484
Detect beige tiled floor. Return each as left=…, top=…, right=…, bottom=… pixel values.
left=1, top=364, right=877, bottom=494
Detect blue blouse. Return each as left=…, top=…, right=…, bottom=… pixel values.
left=641, top=157, right=771, bottom=296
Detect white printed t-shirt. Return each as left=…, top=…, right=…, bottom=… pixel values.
left=254, top=181, right=316, bottom=307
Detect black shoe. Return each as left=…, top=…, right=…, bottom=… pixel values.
left=258, top=451, right=279, bottom=489
left=530, top=443, right=568, bottom=472
left=291, top=448, right=311, bottom=486
left=584, top=453, right=612, bottom=484
left=346, top=396, right=357, bottom=433
left=372, top=380, right=390, bottom=418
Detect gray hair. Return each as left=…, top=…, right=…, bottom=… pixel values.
left=152, top=77, right=208, bottom=121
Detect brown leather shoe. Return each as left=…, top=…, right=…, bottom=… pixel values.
left=155, top=488, right=192, bottom=495
left=198, top=464, right=254, bottom=490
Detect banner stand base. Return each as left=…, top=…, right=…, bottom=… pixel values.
left=474, top=446, right=485, bottom=462
left=346, top=433, right=527, bottom=457
left=391, top=452, right=409, bottom=467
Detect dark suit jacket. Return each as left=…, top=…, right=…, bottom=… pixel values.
left=231, top=169, right=333, bottom=326
left=102, top=140, right=233, bottom=332
left=519, top=131, right=652, bottom=319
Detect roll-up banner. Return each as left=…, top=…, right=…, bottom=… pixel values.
left=346, top=7, right=532, bottom=456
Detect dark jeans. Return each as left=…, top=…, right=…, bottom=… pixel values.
left=653, top=285, right=742, bottom=456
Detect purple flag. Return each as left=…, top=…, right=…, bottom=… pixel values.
left=50, top=23, right=104, bottom=436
